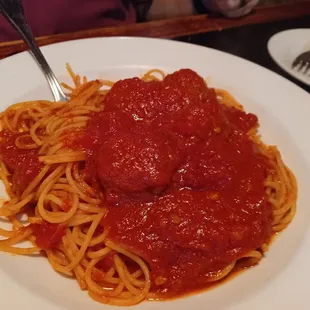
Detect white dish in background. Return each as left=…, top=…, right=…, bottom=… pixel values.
left=268, top=28, right=310, bottom=86
left=0, top=37, right=310, bottom=310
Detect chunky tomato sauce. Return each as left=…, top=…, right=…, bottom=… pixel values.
left=0, top=132, right=65, bottom=249
left=74, top=69, right=273, bottom=298
left=31, top=221, right=65, bottom=250
left=0, top=131, right=43, bottom=195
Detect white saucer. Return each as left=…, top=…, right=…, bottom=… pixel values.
left=268, top=28, right=310, bottom=86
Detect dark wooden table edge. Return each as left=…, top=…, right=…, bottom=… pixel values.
left=0, top=2, right=309, bottom=59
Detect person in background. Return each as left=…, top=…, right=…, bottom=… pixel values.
left=0, top=0, right=259, bottom=42
left=148, top=0, right=259, bottom=19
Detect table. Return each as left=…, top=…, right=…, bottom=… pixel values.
left=177, top=16, right=310, bottom=93
left=0, top=2, right=309, bottom=92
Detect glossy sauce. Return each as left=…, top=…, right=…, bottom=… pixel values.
left=75, top=69, right=273, bottom=298
left=31, top=221, right=65, bottom=250
left=0, top=131, right=43, bottom=195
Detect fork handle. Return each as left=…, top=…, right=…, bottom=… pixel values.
left=0, top=0, right=67, bottom=102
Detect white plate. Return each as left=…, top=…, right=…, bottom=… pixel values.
left=268, top=28, right=310, bottom=86
left=0, top=37, right=310, bottom=310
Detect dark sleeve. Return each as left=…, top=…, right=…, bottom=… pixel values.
left=193, top=0, right=206, bottom=13
left=193, top=0, right=212, bottom=14
left=130, top=0, right=153, bottom=21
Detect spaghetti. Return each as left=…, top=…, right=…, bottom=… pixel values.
left=0, top=65, right=297, bottom=306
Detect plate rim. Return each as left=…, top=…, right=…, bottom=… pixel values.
left=2, top=35, right=310, bottom=98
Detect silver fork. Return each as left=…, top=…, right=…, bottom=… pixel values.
left=0, top=0, right=68, bottom=102
left=292, top=50, right=310, bottom=76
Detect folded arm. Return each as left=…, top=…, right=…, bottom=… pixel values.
left=131, top=0, right=259, bottom=20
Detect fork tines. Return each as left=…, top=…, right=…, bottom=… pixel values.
left=292, top=51, right=310, bottom=75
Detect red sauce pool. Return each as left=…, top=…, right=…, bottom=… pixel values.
left=0, top=131, right=43, bottom=195
left=31, top=221, right=65, bottom=250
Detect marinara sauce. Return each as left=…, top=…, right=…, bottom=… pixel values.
left=74, top=69, right=273, bottom=298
